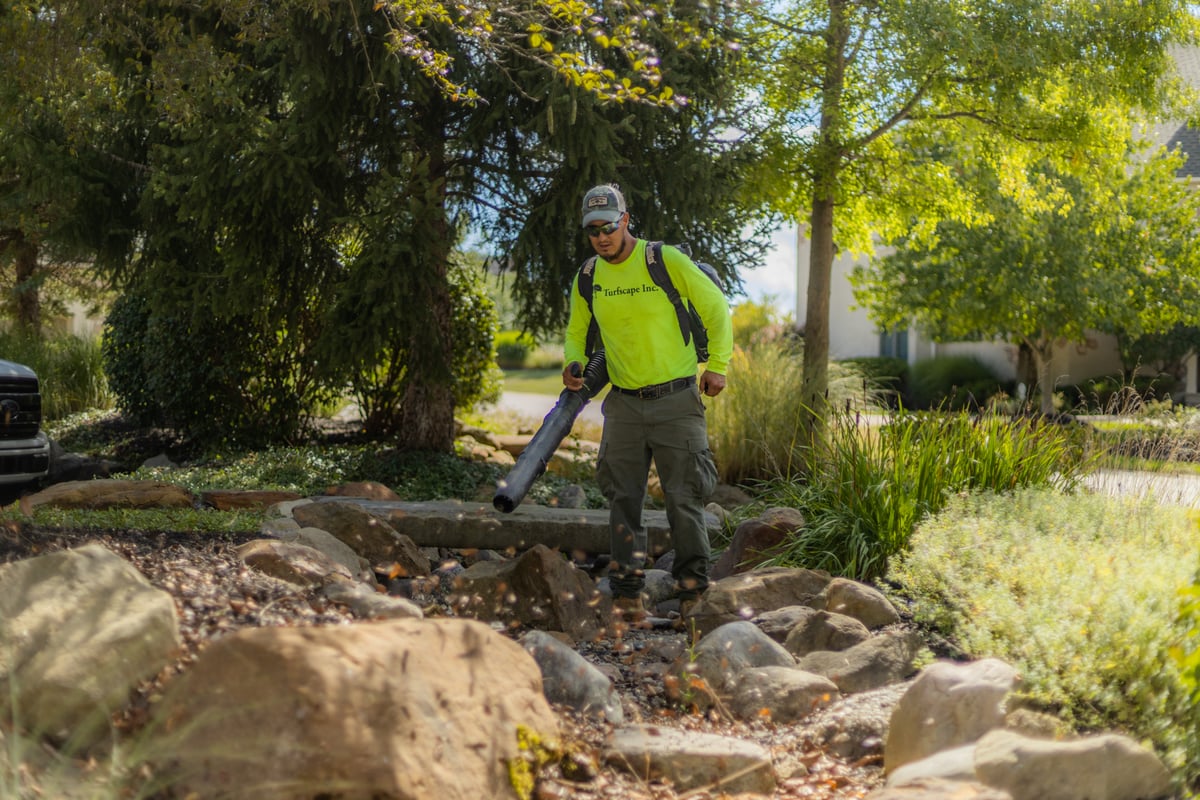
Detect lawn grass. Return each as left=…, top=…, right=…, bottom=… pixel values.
left=499, top=368, right=566, bottom=395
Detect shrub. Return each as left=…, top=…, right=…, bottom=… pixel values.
left=892, top=489, right=1200, bottom=785
left=907, top=355, right=1008, bottom=410
left=344, top=262, right=501, bottom=437
left=103, top=285, right=325, bottom=446
left=495, top=330, right=536, bottom=370
left=524, top=343, right=565, bottom=370
left=839, top=356, right=907, bottom=409
left=446, top=268, right=503, bottom=412
left=100, top=292, right=161, bottom=426
left=1179, top=574, right=1200, bottom=709
left=730, top=298, right=792, bottom=347
left=754, top=410, right=1088, bottom=580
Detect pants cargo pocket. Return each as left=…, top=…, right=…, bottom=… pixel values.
left=691, top=439, right=718, bottom=499
left=661, top=436, right=717, bottom=499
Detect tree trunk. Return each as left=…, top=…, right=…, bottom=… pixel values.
left=1035, top=339, right=1056, bottom=416
left=801, top=196, right=835, bottom=432
left=798, top=0, right=849, bottom=451
left=9, top=231, right=40, bottom=338
left=397, top=104, right=455, bottom=452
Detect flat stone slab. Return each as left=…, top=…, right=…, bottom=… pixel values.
left=309, top=498, right=718, bottom=555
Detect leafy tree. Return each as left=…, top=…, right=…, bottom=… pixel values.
left=1119, top=325, right=1200, bottom=386
left=459, top=2, right=775, bottom=337
left=748, top=0, right=1198, bottom=438
left=10, top=0, right=768, bottom=450
left=853, top=142, right=1200, bottom=414
left=0, top=2, right=135, bottom=335
left=731, top=297, right=791, bottom=347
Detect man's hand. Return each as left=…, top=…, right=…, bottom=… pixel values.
left=700, top=370, right=726, bottom=397
left=563, top=362, right=584, bottom=391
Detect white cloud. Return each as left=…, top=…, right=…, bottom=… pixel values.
left=738, top=223, right=799, bottom=317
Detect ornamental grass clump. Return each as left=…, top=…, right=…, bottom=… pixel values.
left=0, top=331, right=113, bottom=420
left=755, top=410, right=1087, bottom=580
left=890, top=488, right=1200, bottom=784
left=705, top=341, right=878, bottom=485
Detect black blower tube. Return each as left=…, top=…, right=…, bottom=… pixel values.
left=492, top=351, right=609, bottom=513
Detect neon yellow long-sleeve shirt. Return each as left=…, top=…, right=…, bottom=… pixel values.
left=564, top=239, right=733, bottom=389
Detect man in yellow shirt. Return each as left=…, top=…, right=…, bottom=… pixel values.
left=562, top=184, right=732, bottom=624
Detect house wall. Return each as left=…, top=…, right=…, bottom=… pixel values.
left=48, top=300, right=105, bottom=339
left=1045, top=332, right=1127, bottom=389
left=796, top=231, right=881, bottom=360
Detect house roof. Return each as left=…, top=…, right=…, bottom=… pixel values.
left=1151, top=45, right=1200, bottom=178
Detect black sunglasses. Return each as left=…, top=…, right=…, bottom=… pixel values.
left=585, top=218, right=622, bottom=237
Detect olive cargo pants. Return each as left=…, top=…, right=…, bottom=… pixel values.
left=596, top=386, right=718, bottom=602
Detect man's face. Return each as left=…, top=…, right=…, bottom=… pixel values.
left=585, top=214, right=625, bottom=258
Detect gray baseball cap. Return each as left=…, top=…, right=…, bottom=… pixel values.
left=581, top=184, right=627, bottom=227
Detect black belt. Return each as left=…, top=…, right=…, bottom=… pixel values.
left=611, top=375, right=696, bottom=400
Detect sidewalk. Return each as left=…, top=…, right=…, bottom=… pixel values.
left=1083, top=469, right=1200, bottom=508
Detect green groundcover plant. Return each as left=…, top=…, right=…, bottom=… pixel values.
left=889, top=488, right=1200, bottom=786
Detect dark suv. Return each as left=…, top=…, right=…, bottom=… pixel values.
left=0, top=359, right=51, bottom=485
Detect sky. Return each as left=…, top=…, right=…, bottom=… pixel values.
left=739, top=223, right=800, bottom=319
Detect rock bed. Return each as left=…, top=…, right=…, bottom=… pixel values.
left=2, top=522, right=887, bottom=798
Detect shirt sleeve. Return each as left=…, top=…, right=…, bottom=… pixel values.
left=662, top=246, right=734, bottom=374
left=563, top=269, right=592, bottom=368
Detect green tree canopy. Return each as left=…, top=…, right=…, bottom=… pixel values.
left=0, top=2, right=136, bottom=334
left=853, top=137, right=1200, bottom=413
left=747, top=0, right=1198, bottom=437
left=2, top=0, right=769, bottom=449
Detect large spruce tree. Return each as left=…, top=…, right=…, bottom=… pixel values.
left=7, top=0, right=767, bottom=448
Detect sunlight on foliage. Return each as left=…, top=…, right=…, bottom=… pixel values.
left=892, top=489, right=1200, bottom=783
left=372, top=0, right=733, bottom=107
left=754, top=410, right=1089, bottom=580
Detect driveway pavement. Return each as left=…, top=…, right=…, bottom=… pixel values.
left=1082, top=469, right=1200, bottom=508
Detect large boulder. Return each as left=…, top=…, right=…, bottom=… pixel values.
left=521, top=630, right=624, bottom=723
left=824, top=577, right=901, bottom=629
left=710, top=507, right=806, bottom=580
left=796, top=629, right=923, bottom=694
left=973, top=729, right=1172, bottom=800
left=292, top=500, right=430, bottom=575
left=235, top=539, right=355, bottom=587
left=687, top=620, right=796, bottom=697
left=783, top=608, right=872, bottom=656
left=690, top=567, right=832, bottom=638
left=20, top=478, right=196, bottom=514
left=152, top=618, right=560, bottom=800
left=0, top=544, right=181, bottom=750
left=450, top=543, right=609, bottom=641
left=730, top=666, right=840, bottom=723
left=605, top=725, right=776, bottom=795
left=885, top=659, right=1018, bottom=772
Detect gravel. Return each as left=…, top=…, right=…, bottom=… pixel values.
left=1, top=523, right=886, bottom=799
